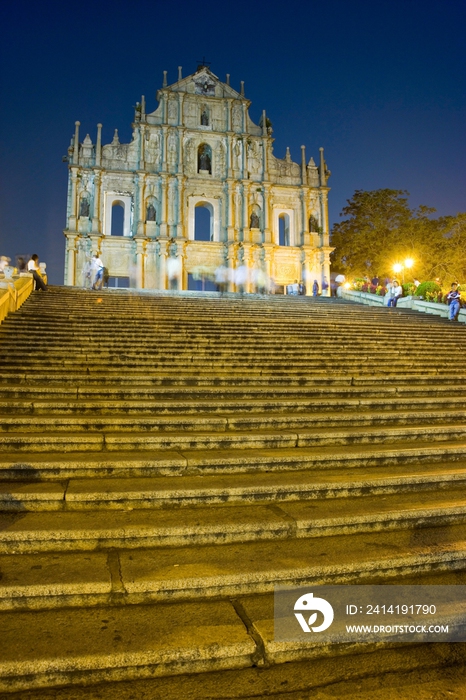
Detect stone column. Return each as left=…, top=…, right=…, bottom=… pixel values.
left=161, top=125, right=168, bottom=171
left=226, top=243, right=237, bottom=292
left=158, top=239, right=168, bottom=290
left=134, top=236, right=145, bottom=288
left=73, top=121, right=80, bottom=165
left=159, top=173, right=168, bottom=237
left=261, top=185, right=270, bottom=244
left=91, top=170, right=101, bottom=234
left=242, top=182, right=249, bottom=241
left=69, top=167, right=79, bottom=231
left=95, top=124, right=102, bottom=167
left=320, top=188, right=330, bottom=245
left=136, top=172, right=146, bottom=236
left=65, top=234, right=78, bottom=286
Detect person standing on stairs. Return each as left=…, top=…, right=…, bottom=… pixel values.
left=91, top=254, right=104, bottom=290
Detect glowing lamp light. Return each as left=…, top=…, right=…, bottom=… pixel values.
left=393, top=263, right=403, bottom=274
left=344, top=282, right=351, bottom=289
left=404, top=257, right=414, bottom=269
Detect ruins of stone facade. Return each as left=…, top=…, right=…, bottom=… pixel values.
left=63, top=65, right=332, bottom=293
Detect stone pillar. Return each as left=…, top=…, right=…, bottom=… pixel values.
left=320, top=188, right=330, bottom=245
left=69, top=167, right=79, bottom=231
left=158, top=239, right=168, bottom=289
left=226, top=244, right=237, bottom=292
left=65, top=234, right=78, bottom=286
left=242, top=102, right=248, bottom=133
left=242, top=183, right=249, bottom=241
left=161, top=125, right=168, bottom=171
left=73, top=121, right=80, bottom=165
left=95, top=124, right=102, bottom=167
left=136, top=172, right=146, bottom=236
left=178, top=94, right=184, bottom=127
left=159, top=173, right=168, bottom=237
left=302, top=247, right=313, bottom=296
left=262, top=185, right=271, bottom=243
left=177, top=175, right=185, bottom=238
left=301, top=146, right=307, bottom=184
left=134, top=236, right=145, bottom=288
left=138, top=126, right=145, bottom=170
left=91, top=170, right=101, bottom=234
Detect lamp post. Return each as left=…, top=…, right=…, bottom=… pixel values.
left=393, top=258, right=414, bottom=284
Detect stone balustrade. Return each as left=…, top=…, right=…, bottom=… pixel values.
left=0, top=274, right=34, bottom=324
left=341, top=289, right=466, bottom=323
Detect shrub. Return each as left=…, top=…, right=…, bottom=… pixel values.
left=416, top=281, right=441, bottom=299
left=402, top=282, right=416, bottom=296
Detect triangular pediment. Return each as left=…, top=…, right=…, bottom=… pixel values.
left=166, top=67, right=243, bottom=100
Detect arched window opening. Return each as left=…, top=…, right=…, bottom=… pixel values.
left=198, top=143, right=212, bottom=174
left=278, top=213, right=290, bottom=246
left=111, top=202, right=125, bottom=236
left=194, top=203, right=212, bottom=241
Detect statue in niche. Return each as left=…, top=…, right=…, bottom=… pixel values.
left=168, top=100, right=177, bottom=120
left=232, top=106, right=242, bottom=131
left=216, top=142, right=225, bottom=175
left=80, top=197, right=90, bottom=218
left=146, top=203, right=156, bottom=222
left=233, top=139, right=242, bottom=171
left=198, top=144, right=212, bottom=173
left=168, top=131, right=177, bottom=166
left=247, top=140, right=261, bottom=174
left=250, top=211, right=260, bottom=229
left=309, top=214, right=319, bottom=232
left=200, top=108, right=209, bottom=126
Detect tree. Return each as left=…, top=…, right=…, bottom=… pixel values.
left=330, top=189, right=448, bottom=282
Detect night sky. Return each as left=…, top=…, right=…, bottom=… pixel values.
left=1, top=0, right=464, bottom=283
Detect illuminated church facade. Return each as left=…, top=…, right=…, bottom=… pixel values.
left=63, top=65, right=332, bottom=293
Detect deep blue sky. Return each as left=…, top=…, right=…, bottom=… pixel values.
left=1, top=0, right=464, bottom=283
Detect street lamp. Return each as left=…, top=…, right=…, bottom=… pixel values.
left=393, top=258, right=415, bottom=284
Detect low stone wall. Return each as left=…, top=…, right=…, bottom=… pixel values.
left=341, top=289, right=466, bottom=323
left=0, top=275, right=34, bottom=325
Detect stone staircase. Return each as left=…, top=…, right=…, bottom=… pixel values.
left=1, top=287, right=466, bottom=698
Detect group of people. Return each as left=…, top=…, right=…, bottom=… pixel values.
left=0, top=254, right=47, bottom=291
left=386, top=277, right=462, bottom=321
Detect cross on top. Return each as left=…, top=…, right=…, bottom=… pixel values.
left=197, top=57, right=211, bottom=68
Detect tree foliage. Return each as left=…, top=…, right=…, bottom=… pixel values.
left=331, top=189, right=465, bottom=284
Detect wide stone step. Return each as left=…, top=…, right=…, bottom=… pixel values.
left=2, top=423, right=466, bottom=452
left=0, top=372, right=463, bottom=388
left=2, top=441, right=466, bottom=479
left=2, top=459, right=466, bottom=511
left=2, top=394, right=466, bottom=415
left=1, top=408, right=466, bottom=432
left=1, top=588, right=464, bottom=698
left=2, top=487, right=466, bottom=553
left=0, top=599, right=255, bottom=693
left=2, top=522, right=466, bottom=610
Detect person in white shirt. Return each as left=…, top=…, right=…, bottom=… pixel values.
left=27, top=254, right=47, bottom=291
left=387, top=279, right=403, bottom=307
left=91, top=254, right=104, bottom=290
